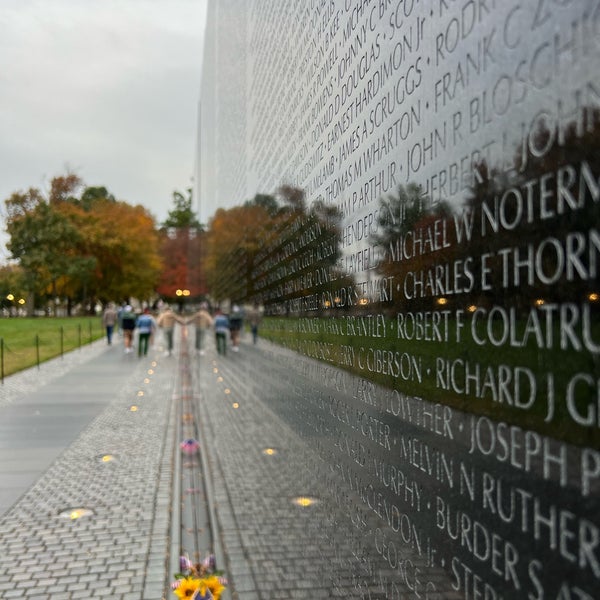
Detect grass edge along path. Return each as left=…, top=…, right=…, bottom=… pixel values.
left=0, top=317, right=104, bottom=379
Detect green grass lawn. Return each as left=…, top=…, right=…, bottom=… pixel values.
left=0, top=317, right=104, bottom=378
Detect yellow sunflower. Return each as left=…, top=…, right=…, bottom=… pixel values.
left=173, top=576, right=202, bottom=599
left=203, top=575, right=226, bottom=600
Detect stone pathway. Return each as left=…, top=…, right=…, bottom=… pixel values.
left=0, top=328, right=447, bottom=599
left=0, top=339, right=177, bottom=599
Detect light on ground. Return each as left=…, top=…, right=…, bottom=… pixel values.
left=292, top=496, right=317, bottom=508
left=58, top=507, right=94, bottom=520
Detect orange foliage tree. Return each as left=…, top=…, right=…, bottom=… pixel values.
left=206, top=202, right=275, bottom=304
left=156, top=227, right=207, bottom=300
left=5, top=173, right=162, bottom=311
left=155, top=190, right=207, bottom=302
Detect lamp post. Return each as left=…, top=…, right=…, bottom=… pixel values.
left=6, top=294, right=14, bottom=317
left=175, top=289, right=190, bottom=314
left=7, top=294, right=26, bottom=316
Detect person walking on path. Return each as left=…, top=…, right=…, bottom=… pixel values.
left=229, top=305, right=243, bottom=352
left=136, top=307, right=156, bottom=357
left=157, top=305, right=182, bottom=356
left=247, top=302, right=261, bottom=345
left=120, top=304, right=137, bottom=353
left=214, top=309, right=229, bottom=355
left=189, top=302, right=213, bottom=355
left=102, top=302, right=118, bottom=345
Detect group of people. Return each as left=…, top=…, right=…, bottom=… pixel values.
left=191, top=303, right=262, bottom=355
left=101, top=302, right=261, bottom=358
left=101, top=303, right=185, bottom=357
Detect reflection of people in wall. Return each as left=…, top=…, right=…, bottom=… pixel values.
left=189, top=302, right=213, bottom=355
left=214, top=309, right=229, bottom=356
left=157, top=305, right=181, bottom=356
left=229, top=305, right=243, bottom=352
left=247, top=303, right=261, bottom=344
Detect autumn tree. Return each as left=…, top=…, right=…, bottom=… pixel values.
left=206, top=189, right=344, bottom=314
left=79, top=186, right=115, bottom=209
left=162, top=189, right=202, bottom=229
left=205, top=203, right=270, bottom=303
left=48, top=173, right=82, bottom=205
left=244, top=193, right=280, bottom=217
left=75, top=200, right=163, bottom=304
left=5, top=175, right=162, bottom=312
left=5, top=186, right=95, bottom=313
left=156, top=189, right=206, bottom=302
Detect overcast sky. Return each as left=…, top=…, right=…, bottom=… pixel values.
left=0, top=0, right=207, bottom=262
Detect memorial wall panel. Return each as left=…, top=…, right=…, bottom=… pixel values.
left=200, top=1, right=600, bottom=597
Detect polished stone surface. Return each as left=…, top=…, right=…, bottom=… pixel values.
left=199, top=1, right=600, bottom=596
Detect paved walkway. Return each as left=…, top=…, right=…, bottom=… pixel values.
left=0, top=327, right=348, bottom=599
left=0, top=327, right=440, bottom=599
left=0, top=335, right=178, bottom=599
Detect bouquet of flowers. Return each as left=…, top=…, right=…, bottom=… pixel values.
left=172, top=554, right=227, bottom=600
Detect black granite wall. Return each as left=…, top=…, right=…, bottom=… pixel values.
left=199, top=2, right=600, bottom=597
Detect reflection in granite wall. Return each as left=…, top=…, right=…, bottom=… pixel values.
left=200, top=1, right=600, bottom=597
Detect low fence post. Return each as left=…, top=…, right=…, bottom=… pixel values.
left=35, top=334, right=40, bottom=370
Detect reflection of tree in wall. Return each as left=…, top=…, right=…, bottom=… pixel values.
left=206, top=195, right=278, bottom=305
left=205, top=186, right=345, bottom=313
left=370, top=112, right=600, bottom=314
left=370, top=182, right=456, bottom=312
left=459, top=112, right=600, bottom=312
left=252, top=185, right=346, bottom=314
